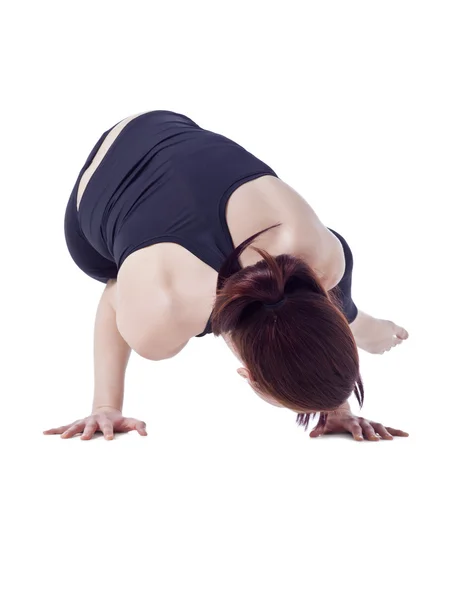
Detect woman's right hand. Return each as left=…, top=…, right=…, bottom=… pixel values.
left=43, top=407, right=147, bottom=440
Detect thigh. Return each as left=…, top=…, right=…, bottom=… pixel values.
left=64, top=185, right=118, bottom=284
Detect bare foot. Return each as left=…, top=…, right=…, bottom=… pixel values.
left=349, top=310, right=409, bottom=354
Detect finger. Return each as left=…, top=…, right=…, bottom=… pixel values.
left=80, top=419, right=99, bottom=440
left=349, top=422, right=364, bottom=441
left=360, top=419, right=380, bottom=442
left=124, top=418, right=148, bottom=436
left=43, top=426, right=72, bottom=435
left=309, top=425, right=325, bottom=438
left=385, top=427, right=409, bottom=437
left=371, top=422, right=394, bottom=440
left=98, top=419, right=114, bottom=440
left=135, top=421, right=148, bottom=436
left=61, top=422, right=86, bottom=439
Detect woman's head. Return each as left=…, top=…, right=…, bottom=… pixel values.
left=210, top=224, right=364, bottom=429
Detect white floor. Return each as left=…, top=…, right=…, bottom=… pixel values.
left=3, top=2, right=448, bottom=599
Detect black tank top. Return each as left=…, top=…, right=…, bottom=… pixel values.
left=77, top=110, right=278, bottom=337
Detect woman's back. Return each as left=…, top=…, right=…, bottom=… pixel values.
left=69, top=110, right=343, bottom=354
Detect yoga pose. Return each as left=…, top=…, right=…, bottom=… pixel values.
left=44, top=110, right=409, bottom=442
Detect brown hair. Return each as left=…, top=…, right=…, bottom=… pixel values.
left=210, top=224, right=364, bottom=429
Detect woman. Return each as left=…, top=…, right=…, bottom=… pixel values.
left=44, top=110, right=409, bottom=442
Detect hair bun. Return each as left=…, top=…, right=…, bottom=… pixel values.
left=212, top=224, right=331, bottom=334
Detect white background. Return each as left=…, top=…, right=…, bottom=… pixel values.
left=2, top=1, right=448, bottom=598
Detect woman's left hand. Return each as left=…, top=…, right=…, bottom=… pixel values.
left=309, top=403, right=409, bottom=441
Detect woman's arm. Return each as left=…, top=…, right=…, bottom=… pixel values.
left=92, top=279, right=132, bottom=413
left=44, top=279, right=148, bottom=440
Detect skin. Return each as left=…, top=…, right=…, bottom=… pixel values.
left=44, top=112, right=410, bottom=442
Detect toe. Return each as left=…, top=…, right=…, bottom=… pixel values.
left=394, top=325, right=409, bottom=340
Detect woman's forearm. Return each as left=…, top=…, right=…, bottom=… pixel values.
left=91, top=280, right=132, bottom=413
